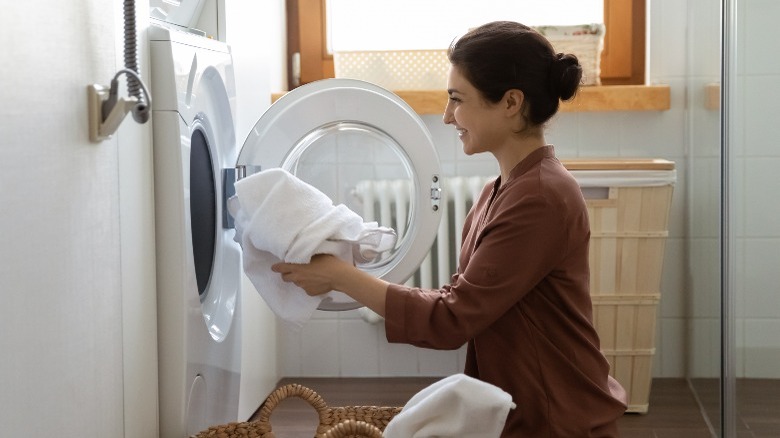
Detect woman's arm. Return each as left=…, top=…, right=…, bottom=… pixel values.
left=271, top=254, right=390, bottom=317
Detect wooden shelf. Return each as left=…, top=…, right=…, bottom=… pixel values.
left=272, top=84, right=671, bottom=115
left=561, top=158, right=676, bottom=171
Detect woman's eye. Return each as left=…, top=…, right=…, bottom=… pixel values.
left=449, top=96, right=461, bottom=103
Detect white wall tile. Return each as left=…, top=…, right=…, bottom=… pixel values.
left=689, top=81, right=722, bottom=157
left=687, top=0, right=722, bottom=77
left=649, top=0, right=688, bottom=78
left=546, top=113, right=581, bottom=158
left=743, top=0, right=780, bottom=75
left=735, top=318, right=745, bottom=377
left=732, top=157, right=748, bottom=238
left=688, top=238, right=721, bottom=319
left=378, top=326, right=420, bottom=376
left=732, top=75, right=748, bottom=159
left=744, top=158, right=780, bottom=236
left=742, top=238, right=780, bottom=319
left=667, top=161, right=687, bottom=239
left=301, top=320, right=341, bottom=376
left=734, top=238, right=747, bottom=320
left=418, top=349, right=461, bottom=376
left=575, top=112, right=625, bottom=156
left=614, top=77, right=685, bottom=156
left=744, top=78, right=780, bottom=157
left=689, top=157, right=721, bottom=238
left=688, top=318, right=721, bottom=378
left=742, top=319, right=780, bottom=378
left=455, top=157, right=500, bottom=178
left=657, top=317, right=686, bottom=377
left=423, top=114, right=457, bottom=162
left=339, top=320, right=381, bottom=376
left=660, top=238, right=686, bottom=318
left=277, top=323, right=304, bottom=376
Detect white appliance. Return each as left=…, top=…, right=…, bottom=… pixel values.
left=149, top=22, right=242, bottom=437
left=238, top=78, right=444, bottom=301
left=149, top=4, right=444, bottom=436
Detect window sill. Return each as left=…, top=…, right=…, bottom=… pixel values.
left=271, top=84, right=671, bottom=115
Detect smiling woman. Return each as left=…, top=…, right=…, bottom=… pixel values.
left=286, top=0, right=645, bottom=87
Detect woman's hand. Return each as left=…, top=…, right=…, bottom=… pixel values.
left=271, top=254, right=390, bottom=317
left=271, top=254, right=347, bottom=296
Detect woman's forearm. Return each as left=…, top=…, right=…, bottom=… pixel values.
left=331, top=262, right=389, bottom=317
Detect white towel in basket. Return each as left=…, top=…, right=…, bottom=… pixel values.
left=228, top=168, right=396, bottom=330
left=383, top=374, right=515, bottom=438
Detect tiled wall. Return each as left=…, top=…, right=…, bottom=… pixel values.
left=685, top=0, right=724, bottom=378
left=278, top=0, right=692, bottom=379
left=685, top=0, right=780, bottom=380
left=279, top=94, right=693, bottom=377
left=732, top=0, right=780, bottom=378
left=278, top=0, right=780, bottom=380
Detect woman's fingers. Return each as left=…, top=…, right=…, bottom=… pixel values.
left=270, top=259, right=335, bottom=296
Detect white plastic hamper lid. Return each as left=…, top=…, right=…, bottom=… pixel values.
left=562, top=158, right=677, bottom=188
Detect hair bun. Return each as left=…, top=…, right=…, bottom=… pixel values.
left=550, top=53, right=583, bottom=101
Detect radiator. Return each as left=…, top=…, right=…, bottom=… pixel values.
left=354, top=176, right=494, bottom=288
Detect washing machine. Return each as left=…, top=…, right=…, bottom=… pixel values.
left=236, top=78, right=444, bottom=290
left=149, top=4, right=444, bottom=437
left=149, top=19, right=242, bottom=438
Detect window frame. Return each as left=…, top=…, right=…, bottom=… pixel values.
left=286, top=0, right=645, bottom=88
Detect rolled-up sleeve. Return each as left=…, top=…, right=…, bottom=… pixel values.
left=384, top=189, right=570, bottom=349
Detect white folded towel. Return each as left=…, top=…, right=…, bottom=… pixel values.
left=383, top=374, right=515, bottom=438
left=227, top=168, right=396, bottom=330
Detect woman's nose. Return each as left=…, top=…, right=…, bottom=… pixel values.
left=443, top=104, right=454, bottom=125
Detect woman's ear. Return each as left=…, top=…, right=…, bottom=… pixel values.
left=504, top=89, right=525, bottom=117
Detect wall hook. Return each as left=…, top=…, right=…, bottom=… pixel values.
left=88, top=69, right=151, bottom=142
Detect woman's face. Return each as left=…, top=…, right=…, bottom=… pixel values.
left=443, top=65, right=508, bottom=156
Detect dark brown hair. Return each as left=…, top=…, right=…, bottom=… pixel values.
left=447, top=21, right=582, bottom=126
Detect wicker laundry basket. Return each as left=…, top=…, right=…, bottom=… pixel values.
left=191, top=383, right=402, bottom=438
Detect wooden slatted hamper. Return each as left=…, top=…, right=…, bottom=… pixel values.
left=564, top=159, right=676, bottom=414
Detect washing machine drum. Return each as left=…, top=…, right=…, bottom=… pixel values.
left=190, top=129, right=218, bottom=296
left=238, top=78, right=443, bottom=310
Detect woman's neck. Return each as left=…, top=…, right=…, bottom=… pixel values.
left=494, top=134, right=547, bottom=185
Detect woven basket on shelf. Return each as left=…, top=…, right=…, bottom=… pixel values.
left=191, top=383, right=402, bottom=438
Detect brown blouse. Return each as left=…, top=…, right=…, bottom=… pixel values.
left=385, top=146, right=627, bottom=437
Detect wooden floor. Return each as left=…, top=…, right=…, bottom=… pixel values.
left=248, top=377, right=780, bottom=438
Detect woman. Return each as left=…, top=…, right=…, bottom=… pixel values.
left=272, top=21, right=627, bottom=437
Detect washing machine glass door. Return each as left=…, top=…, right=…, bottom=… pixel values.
left=237, top=79, right=443, bottom=310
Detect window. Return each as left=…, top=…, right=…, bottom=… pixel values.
left=286, top=0, right=645, bottom=88
left=327, top=0, right=604, bottom=51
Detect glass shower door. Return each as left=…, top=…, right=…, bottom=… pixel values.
left=723, top=0, right=780, bottom=436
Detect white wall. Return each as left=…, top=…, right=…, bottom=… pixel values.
left=0, top=1, right=285, bottom=436
left=0, top=1, right=136, bottom=436
left=117, top=4, right=159, bottom=437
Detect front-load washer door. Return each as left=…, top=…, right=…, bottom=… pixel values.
left=237, top=78, right=443, bottom=310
